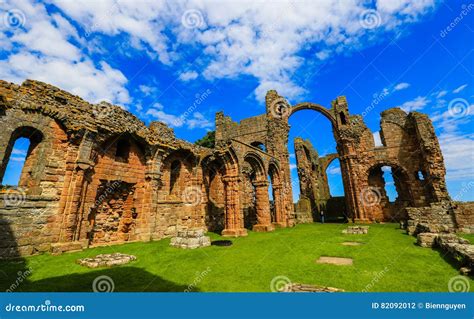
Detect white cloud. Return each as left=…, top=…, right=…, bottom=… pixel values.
left=11, top=148, right=27, bottom=156
left=179, top=71, right=199, bottom=82
left=453, top=84, right=468, bottom=94
left=146, top=105, right=213, bottom=129
left=431, top=103, right=474, bottom=181
left=139, top=85, right=158, bottom=96
left=397, top=96, right=430, bottom=112
left=48, top=0, right=436, bottom=102
left=289, top=164, right=297, bottom=170
left=186, top=112, right=213, bottom=129
left=327, top=166, right=341, bottom=175
left=394, top=82, right=410, bottom=91
left=373, top=131, right=383, bottom=146
left=439, top=132, right=474, bottom=180
left=0, top=0, right=130, bottom=105
left=436, top=90, right=448, bottom=98
left=0, top=53, right=130, bottom=104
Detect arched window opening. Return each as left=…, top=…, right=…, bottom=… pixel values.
left=268, top=174, right=275, bottom=222
left=416, top=170, right=425, bottom=181
left=382, top=166, right=398, bottom=202
left=251, top=141, right=266, bottom=152
left=1, top=127, right=43, bottom=188
left=1, top=137, right=30, bottom=186
left=115, top=139, right=130, bottom=162
left=303, top=146, right=311, bottom=160
left=339, top=112, right=347, bottom=125
left=170, top=160, right=181, bottom=194
left=326, top=159, right=344, bottom=197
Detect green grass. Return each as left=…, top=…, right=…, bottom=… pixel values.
left=459, top=233, right=474, bottom=244
left=1, top=223, right=472, bottom=292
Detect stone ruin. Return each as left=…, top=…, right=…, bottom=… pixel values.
left=280, top=283, right=344, bottom=293
left=77, top=253, right=137, bottom=268
left=342, top=226, right=369, bottom=234
left=170, top=228, right=211, bottom=249
left=0, top=79, right=472, bottom=257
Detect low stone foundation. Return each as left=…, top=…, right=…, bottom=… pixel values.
left=77, top=253, right=137, bottom=268
left=416, top=232, right=473, bottom=275
left=170, top=229, right=211, bottom=249
left=281, top=283, right=344, bottom=292
left=436, top=234, right=473, bottom=274
left=342, top=226, right=369, bottom=234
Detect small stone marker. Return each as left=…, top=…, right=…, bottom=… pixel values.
left=77, top=253, right=136, bottom=268
left=342, top=226, right=369, bottom=234
left=341, top=241, right=363, bottom=246
left=170, top=228, right=211, bottom=249
left=280, top=283, right=344, bottom=292
left=316, top=256, right=353, bottom=266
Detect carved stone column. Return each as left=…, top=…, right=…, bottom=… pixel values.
left=222, top=175, right=247, bottom=237
left=252, top=180, right=275, bottom=232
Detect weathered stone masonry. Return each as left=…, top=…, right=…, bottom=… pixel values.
left=0, top=79, right=471, bottom=258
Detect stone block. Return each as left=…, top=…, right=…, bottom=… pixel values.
left=416, top=233, right=438, bottom=248
left=170, top=228, right=211, bottom=249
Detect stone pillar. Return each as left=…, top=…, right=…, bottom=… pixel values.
left=253, top=180, right=275, bottom=232
left=341, top=153, right=368, bottom=223
left=272, top=184, right=285, bottom=227
left=222, top=175, right=247, bottom=237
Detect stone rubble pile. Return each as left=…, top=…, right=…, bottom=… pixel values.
left=77, top=253, right=137, bottom=268
left=170, top=228, right=211, bottom=249
left=416, top=232, right=473, bottom=275
left=280, top=283, right=344, bottom=293
left=342, top=226, right=369, bottom=234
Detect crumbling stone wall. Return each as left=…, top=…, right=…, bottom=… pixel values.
left=294, top=138, right=345, bottom=221
left=453, top=202, right=474, bottom=234
left=0, top=79, right=469, bottom=257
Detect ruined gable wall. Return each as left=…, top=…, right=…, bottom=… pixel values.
left=0, top=109, right=73, bottom=257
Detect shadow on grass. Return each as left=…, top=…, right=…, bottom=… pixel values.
left=1, top=266, right=196, bottom=292
left=432, top=248, right=474, bottom=279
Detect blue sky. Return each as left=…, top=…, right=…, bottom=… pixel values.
left=1, top=0, right=473, bottom=202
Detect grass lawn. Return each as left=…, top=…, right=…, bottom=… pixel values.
left=460, top=233, right=474, bottom=244
left=0, top=223, right=472, bottom=292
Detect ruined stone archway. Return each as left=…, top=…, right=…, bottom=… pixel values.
left=242, top=152, right=274, bottom=232
left=364, top=162, right=414, bottom=222
left=219, top=147, right=248, bottom=237
left=268, top=162, right=285, bottom=227
left=289, top=102, right=338, bottom=131
left=201, top=155, right=226, bottom=233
